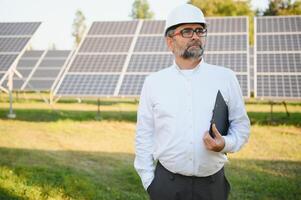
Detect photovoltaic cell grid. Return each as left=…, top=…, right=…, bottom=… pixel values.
left=57, top=74, right=119, bottom=95
left=205, top=17, right=249, bottom=97
left=255, top=16, right=301, bottom=99
left=249, top=47, right=254, bottom=92
left=55, top=21, right=141, bottom=97
left=118, top=20, right=173, bottom=96
left=24, top=50, right=71, bottom=91
left=12, top=50, right=43, bottom=90
left=0, top=22, right=41, bottom=87
left=55, top=17, right=249, bottom=97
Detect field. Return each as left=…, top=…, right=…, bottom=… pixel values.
left=0, top=93, right=300, bottom=200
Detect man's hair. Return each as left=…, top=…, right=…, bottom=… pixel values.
left=165, top=23, right=207, bottom=37
left=165, top=24, right=179, bottom=37
left=166, top=28, right=176, bottom=37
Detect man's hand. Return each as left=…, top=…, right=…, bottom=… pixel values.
left=203, top=124, right=225, bottom=152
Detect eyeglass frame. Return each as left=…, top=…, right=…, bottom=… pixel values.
left=169, top=27, right=207, bottom=38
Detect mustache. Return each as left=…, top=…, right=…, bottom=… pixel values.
left=186, top=40, right=203, bottom=49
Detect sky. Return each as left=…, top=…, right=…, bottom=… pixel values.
left=0, top=0, right=269, bottom=50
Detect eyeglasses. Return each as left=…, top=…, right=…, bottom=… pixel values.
left=171, top=28, right=207, bottom=38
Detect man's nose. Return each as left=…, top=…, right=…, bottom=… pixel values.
left=191, top=31, right=200, bottom=40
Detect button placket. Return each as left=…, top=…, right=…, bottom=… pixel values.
left=187, top=77, right=194, bottom=165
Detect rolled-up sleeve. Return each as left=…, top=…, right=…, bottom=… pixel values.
left=134, top=77, right=156, bottom=190
left=222, top=71, right=250, bottom=153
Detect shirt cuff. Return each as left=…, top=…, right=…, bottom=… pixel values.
left=221, top=136, right=233, bottom=153
left=141, top=171, right=155, bottom=190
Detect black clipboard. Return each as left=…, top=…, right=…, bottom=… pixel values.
left=209, top=90, right=229, bottom=138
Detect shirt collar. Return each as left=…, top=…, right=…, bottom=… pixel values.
left=173, top=58, right=206, bottom=75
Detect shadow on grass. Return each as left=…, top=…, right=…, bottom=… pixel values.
left=0, top=187, right=27, bottom=200
left=1, top=107, right=301, bottom=126
left=226, top=159, right=301, bottom=200
left=0, top=147, right=145, bottom=200
left=248, top=112, right=301, bottom=127
left=0, top=147, right=300, bottom=200
left=1, top=93, right=139, bottom=106
left=0, top=108, right=137, bottom=123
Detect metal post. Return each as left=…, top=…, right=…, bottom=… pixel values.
left=95, top=98, right=102, bottom=120
left=7, top=72, right=16, bottom=119
left=282, top=101, right=290, bottom=117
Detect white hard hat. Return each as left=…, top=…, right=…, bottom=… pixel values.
left=164, top=4, right=207, bottom=35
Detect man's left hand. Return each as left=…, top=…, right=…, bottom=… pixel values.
left=203, top=124, right=225, bottom=152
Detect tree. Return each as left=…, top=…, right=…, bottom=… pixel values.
left=72, top=10, right=86, bottom=47
left=130, top=0, right=154, bottom=19
left=189, top=0, right=253, bottom=17
left=263, top=0, right=301, bottom=16
left=188, top=0, right=255, bottom=44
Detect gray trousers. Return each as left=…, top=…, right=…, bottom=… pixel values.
left=147, top=162, right=230, bottom=200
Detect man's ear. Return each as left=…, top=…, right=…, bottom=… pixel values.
left=165, top=37, right=174, bottom=52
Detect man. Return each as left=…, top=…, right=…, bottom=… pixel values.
left=134, top=3, right=250, bottom=200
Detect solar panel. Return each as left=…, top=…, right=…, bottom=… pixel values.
left=69, top=55, right=126, bottom=72
left=0, top=54, right=18, bottom=71
left=134, top=36, right=169, bottom=52
left=127, top=54, right=173, bottom=72
left=88, top=21, right=139, bottom=35
left=22, top=50, right=44, bottom=57
left=57, top=74, right=119, bottom=96
left=257, top=75, right=301, bottom=98
left=79, top=37, right=133, bottom=52
left=21, top=50, right=71, bottom=91
left=17, top=59, right=40, bottom=67
left=31, top=69, right=61, bottom=78
left=206, top=35, right=247, bottom=51
left=249, top=47, right=254, bottom=93
left=256, top=16, right=301, bottom=33
left=236, top=74, right=249, bottom=97
left=207, top=17, right=247, bottom=33
left=205, top=17, right=249, bottom=97
left=0, top=73, right=4, bottom=80
left=139, top=20, right=165, bottom=34
left=45, top=50, right=70, bottom=57
left=255, top=16, right=301, bottom=99
left=119, top=74, right=147, bottom=96
left=55, top=21, right=140, bottom=97
left=16, top=68, right=33, bottom=77
left=0, top=38, right=30, bottom=52
left=204, top=53, right=247, bottom=72
left=257, top=34, right=301, bottom=51
left=25, top=79, right=56, bottom=90
left=0, top=22, right=41, bottom=88
left=7, top=50, right=44, bottom=90
left=0, top=22, right=41, bottom=35
left=55, top=17, right=249, bottom=97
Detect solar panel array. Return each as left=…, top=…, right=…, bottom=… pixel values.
left=204, top=17, right=249, bottom=97
left=255, top=16, right=301, bottom=99
left=249, top=47, right=254, bottom=92
left=12, top=50, right=44, bottom=89
left=55, top=17, right=249, bottom=98
left=10, top=50, right=71, bottom=91
left=0, top=22, right=41, bottom=87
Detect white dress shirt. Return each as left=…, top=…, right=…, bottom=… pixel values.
left=134, top=59, right=250, bottom=190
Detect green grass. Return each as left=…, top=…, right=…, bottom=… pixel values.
left=0, top=95, right=300, bottom=200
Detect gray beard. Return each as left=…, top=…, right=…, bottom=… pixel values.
left=182, top=46, right=205, bottom=59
